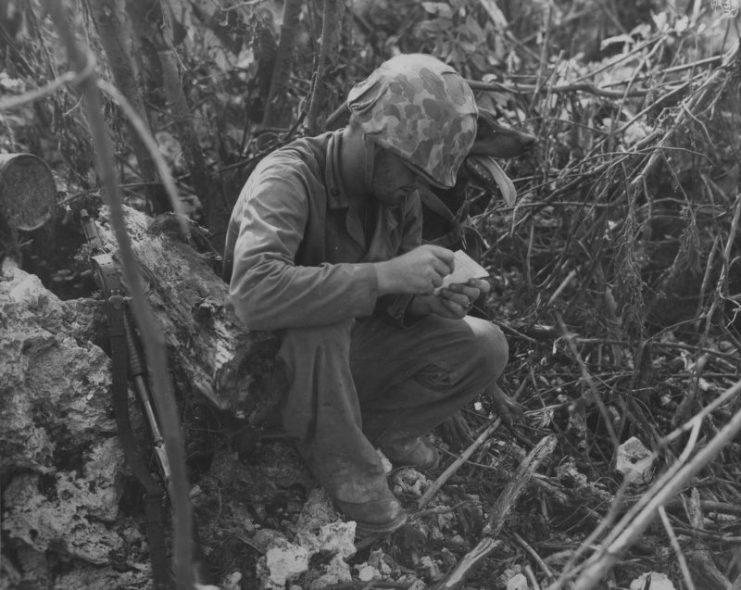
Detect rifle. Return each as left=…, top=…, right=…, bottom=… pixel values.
left=81, top=210, right=206, bottom=589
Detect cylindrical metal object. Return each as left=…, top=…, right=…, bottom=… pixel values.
left=0, top=153, right=57, bottom=231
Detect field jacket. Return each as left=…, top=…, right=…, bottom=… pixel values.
left=223, top=130, right=422, bottom=331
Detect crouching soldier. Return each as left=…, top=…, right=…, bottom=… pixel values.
left=224, top=53, right=511, bottom=535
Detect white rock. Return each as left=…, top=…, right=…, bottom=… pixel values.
left=295, top=489, right=356, bottom=559
left=420, top=556, right=442, bottom=581
left=357, top=564, right=381, bottom=582
left=616, top=437, right=656, bottom=484
left=307, top=554, right=352, bottom=589
left=506, top=572, right=529, bottom=590
left=264, top=541, right=309, bottom=587
left=218, top=571, right=242, bottom=590
left=630, top=572, right=676, bottom=590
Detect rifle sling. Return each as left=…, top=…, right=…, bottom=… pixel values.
left=420, top=188, right=466, bottom=250
left=106, top=294, right=172, bottom=590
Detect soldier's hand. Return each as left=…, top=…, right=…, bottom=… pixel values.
left=436, top=279, right=490, bottom=317
left=375, top=245, right=454, bottom=295
left=410, top=279, right=489, bottom=319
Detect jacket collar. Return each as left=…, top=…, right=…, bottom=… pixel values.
left=325, top=130, right=348, bottom=210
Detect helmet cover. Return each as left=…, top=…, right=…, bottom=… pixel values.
left=347, top=53, right=478, bottom=189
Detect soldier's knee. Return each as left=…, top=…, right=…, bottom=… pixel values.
left=464, top=317, right=509, bottom=383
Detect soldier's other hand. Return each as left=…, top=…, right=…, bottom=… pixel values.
left=375, top=244, right=454, bottom=295
left=436, top=279, right=490, bottom=317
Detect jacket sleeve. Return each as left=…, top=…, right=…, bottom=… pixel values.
left=373, top=190, right=424, bottom=326
left=229, top=163, right=379, bottom=331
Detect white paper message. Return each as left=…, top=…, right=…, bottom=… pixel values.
left=435, top=250, right=489, bottom=294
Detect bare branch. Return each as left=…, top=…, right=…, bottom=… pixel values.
left=43, top=2, right=195, bottom=588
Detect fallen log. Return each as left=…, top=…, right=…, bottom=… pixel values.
left=93, top=206, right=286, bottom=420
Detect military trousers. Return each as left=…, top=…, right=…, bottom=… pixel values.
left=277, top=313, right=509, bottom=504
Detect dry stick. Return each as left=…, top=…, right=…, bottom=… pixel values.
left=512, top=531, right=555, bottom=580
left=600, top=55, right=724, bottom=88
left=45, top=3, right=195, bottom=589
left=627, top=48, right=735, bottom=196
left=614, top=78, right=693, bottom=138
left=659, top=505, right=697, bottom=590
left=158, top=48, right=213, bottom=223
left=555, top=313, right=620, bottom=450
left=418, top=418, right=501, bottom=510
left=531, top=6, right=553, bottom=108
left=525, top=565, right=542, bottom=590
left=546, top=415, right=703, bottom=589
left=662, top=376, right=741, bottom=446
left=432, top=435, right=558, bottom=590
left=545, top=480, right=632, bottom=590
left=684, top=488, right=734, bottom=588
left=467, top=78, right=649, bottom=99
left=305, top=0, right=343, bottom=135
left=262, top=0, right=302, bottom=129
left=695, top=234, right=721, bottom=329
left=703, top=191, right=741, bottom=339
left=97, top=81, right=187, bottom=229
left=433, top=538, right=502, bottom=590
left=418, top=380, right=527, bottom=510
left=570, top=378, right=741, bottom=590
left=671, top=354, right=709, bottom=430
left=0, top=66, right=86, bottom=111
left=88, top=0, right=160, bottom=212
left=469, top=37, right=706, bottom=99
left=546, top=267, right=577, bottom=307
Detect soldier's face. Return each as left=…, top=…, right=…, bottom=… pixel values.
left=371, top=149, right=426, bottom=207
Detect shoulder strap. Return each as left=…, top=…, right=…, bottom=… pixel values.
left=419, top=187, right=466, bottom=249
left=419, top=187, right=455, bottom=222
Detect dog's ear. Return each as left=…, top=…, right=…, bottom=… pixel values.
left=465, top=156, right=517, bottom=206
left=470, top=109, right=535, bottom=159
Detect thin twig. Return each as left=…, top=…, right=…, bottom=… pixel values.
left=661, top=378, right=741, bottom=445
left=0, top=57, right=94, bottom=111
left=570, top=378, right=741, bottom=590
left=97, top=80, right=188, bottom=234
left=704, top=191, right=741, bottom=338
left=659, top=505, right=697, bottom=590
left=417, top=418, right=501, bottom=509
left=544, top=480, right=631, bottom=590
left=512, top=531, right=555, bottom=580
left=433, top=435, right=558, bottom=590
left=418, top=381, right=527, bottom=509
left=45, top=3, right=195, bottom=588
left=555, top=313, right=620, bottom=450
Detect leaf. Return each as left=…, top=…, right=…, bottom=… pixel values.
left=465, top=14, right=486, bottom=42
left=421, top=2, right=453, bottom=18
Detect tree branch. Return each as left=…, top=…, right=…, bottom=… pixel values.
left=44, top=2, right=195, bottom=588
left=262, top=0, right=303, bottom=129
left=306, top=0, right=343, bottom=135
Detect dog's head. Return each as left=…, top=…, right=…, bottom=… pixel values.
left=420, top=109, right=534, bottom=246
left=463, top=109, right=535, bottom=206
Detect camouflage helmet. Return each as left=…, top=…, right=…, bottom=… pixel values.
left=346, top=53, right=478, bottom=189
